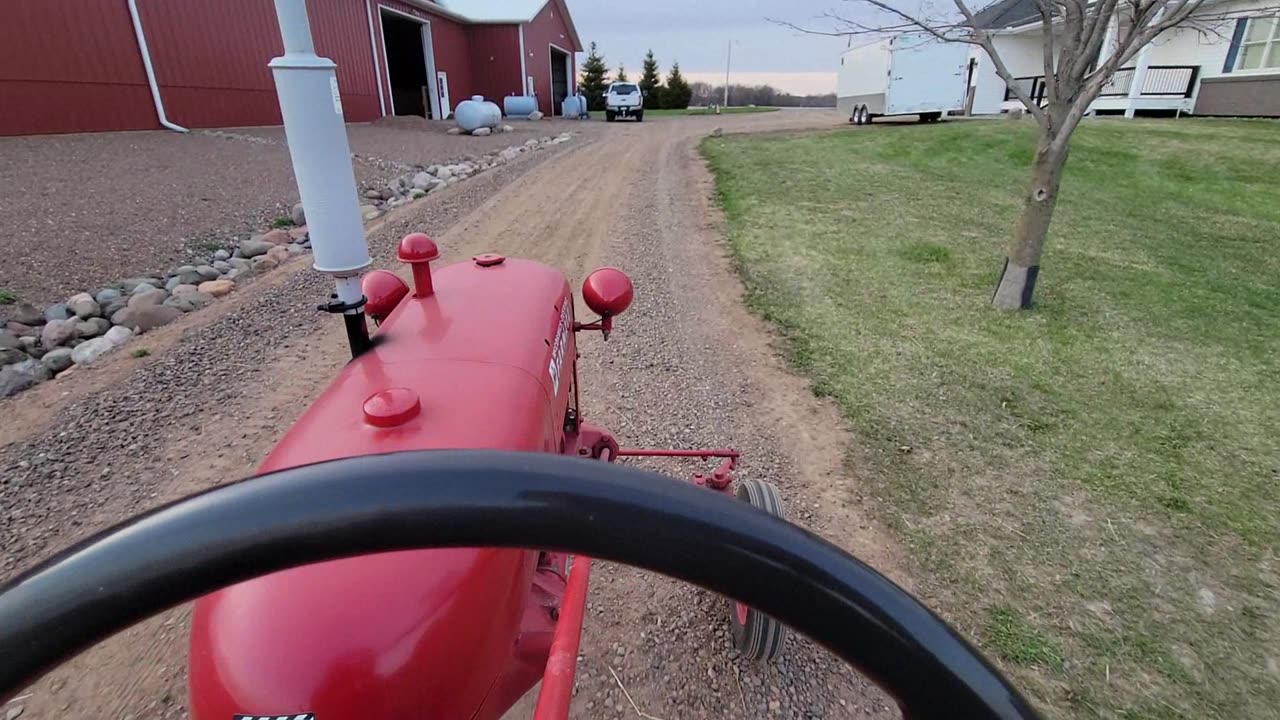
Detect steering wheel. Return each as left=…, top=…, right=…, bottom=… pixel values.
left=0, top=451, right=1040, bottom=719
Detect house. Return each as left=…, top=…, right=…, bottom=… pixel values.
left=0, top=0, right=583, bottom=136
left=965, top=0, right=1280, bottom=117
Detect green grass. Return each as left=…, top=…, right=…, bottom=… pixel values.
left=0, top=289, right=15, bottom=305
left=270, top=216, right=293, bottom=229
left=702, top=118, right=1280, bottom=719
left=131, top=348, right=150, bottom=358
left=645, top=106, right=781, bottom=117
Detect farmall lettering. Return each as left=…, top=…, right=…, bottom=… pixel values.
left=548, top=303, right=571, bottom=396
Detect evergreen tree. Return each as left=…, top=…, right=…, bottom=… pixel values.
left=639, top=50, right=662, bottom=110
left=615, top=64, right=629, bottom=83
left=579, top=42, right=608, bottom=112
left=660, top=62, right=692, bottom=110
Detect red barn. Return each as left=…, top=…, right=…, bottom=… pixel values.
left=0, top=0, right=582, bottom=136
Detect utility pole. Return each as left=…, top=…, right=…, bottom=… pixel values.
left=723, top=38, right=731, bottom=107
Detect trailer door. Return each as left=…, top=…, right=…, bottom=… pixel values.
left=885, top=34, right=968, bottom=115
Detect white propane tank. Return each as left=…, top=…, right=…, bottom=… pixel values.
left=454, top=96, right=501, bottom=132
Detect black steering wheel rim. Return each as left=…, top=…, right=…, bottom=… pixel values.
left=0, top=450, right=1039, bottom=719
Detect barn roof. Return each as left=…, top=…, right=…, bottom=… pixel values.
left=972, top=0, right=1041, bottom=29
left=427, top=0, right=582, bottom=50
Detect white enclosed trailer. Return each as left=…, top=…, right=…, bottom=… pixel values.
left=836, top=33, right=970, bottom=124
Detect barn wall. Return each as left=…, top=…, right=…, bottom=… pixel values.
left=521, top=0, right=578, bottom=116
left=375, top=0, right=474, bottom=116
left=0, top=0, right=156, bottom=135
left=469, top=25, right=523, bottom=104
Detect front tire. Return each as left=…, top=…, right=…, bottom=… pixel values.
left=729, top=479, right=788, bottom=662
left=636, top=111, right=644, bottom=122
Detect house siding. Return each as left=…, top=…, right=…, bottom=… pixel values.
left=522, top=0, right=577, bottom=116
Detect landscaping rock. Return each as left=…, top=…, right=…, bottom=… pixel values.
left=196, top=265, right=220, bottom=281
left=228, top=257, right=252, bottom=272
left=101, top=297, right=129, bottom=319
left=133, top=282, right=162, bottom=295
left=436, top=166, right=454, bottom=181
left=500, top=147, right=521, bottom=162
left=76, top=317, right=111, bottom=338
left=127, top=289, right=168, bottom=310
left=471, top=127, right=492, bottom=136
left=67, top=293, right=100, bottom=319
left=266, top=245, right=290, bottom=264
left=411, top=188, right=427, bottom=199
left=5, top=322, right=35, bottom=337
left=0, top=331, right=21, bottom=350
left=164, top=292, right=214, bottom=313
left=361, top=205, right=382, bottom=222
left=171, top=284, right=199, bottom=296
left=288, top=225, right=309, bottom=241
left=380, top=186, right=396, bottom=200
left=110, top=308, right=134, bottom=327
left=447, top=127, right=463, bottom=135
left=44, top=303, right=71, bottom=322
left=363, top=189, right=383, bottom=199
left=212, top=260, right=231, bottom=273
left=41, top=347, right=74, bottom=373
left=502, top=124, right=514, bottom=133
left=0, top=359, right=50, bottom=398
left=104, top=326, right=133, bottom=345
left=213, top=249, right=231, bottom=261
left=251, top=255, right=279, bottom=272
left=70, top=337, right=118, bottom=366
left=18, top=336, right=38, bottom=356
left=0, top=348, right=29, bottom=366
left=239, top=238, right=273, bottom=258
left=40, top=319, right=78, bottom=349
left=94, top=288, right=121, bottom=305
left=129, top=305, right=182, bottom=333
left=287, top=243, right=308, bottom=256
left=291, top=202, right=306, bottom=226
left=172, top=268, right=204, bottom=285
left=198, top=279, right=234, bottom=297
left=261, top=229, right=291, bottom=246
left=11, top=303, right=44, bottom=326
left=524, top=139, right=539, bottom=147
left=225, top=268, right=249, bottom=282
left=412, top=172, right=438, bottom=190
left=528, top=110, right=544, bottom=120
left=120, top=277, right=163, bottom=293
left=165, top=276, right=183, bottom=291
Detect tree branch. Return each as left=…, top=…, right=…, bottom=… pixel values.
left=954, top=0, right=1049, bottom=122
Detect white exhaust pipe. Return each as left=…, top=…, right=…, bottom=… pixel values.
left=269, top=0, right=374, bottom=354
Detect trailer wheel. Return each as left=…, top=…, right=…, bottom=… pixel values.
left=859, top=106, right=872, bottom=125
left=920, top=112, right=942, bottom=123
left=729, top=479, right=788, bottom=662
left=850, top=105, right=864, bottom=125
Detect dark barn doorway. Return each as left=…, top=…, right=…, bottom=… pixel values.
left=382, top=11, right=431, bottom=117
left=550, top=46, right=570, bottom=116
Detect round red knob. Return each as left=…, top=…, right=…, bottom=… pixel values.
left=363, top=387, right=421, bottom=427
left=398, top=233, right=439, bottom=263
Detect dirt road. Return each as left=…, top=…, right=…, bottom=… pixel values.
left=1, top=109, right=906, bottom=719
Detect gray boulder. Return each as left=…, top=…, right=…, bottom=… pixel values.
left=104, top=326, right=133, bottom=345
left=40, top=319, right=78, bottom=349
left=129, top=305, right=182, bottom=333
left=164, top=292, right=214, bottom=313
left=250, top=255, right=279, bottom=272
left=363, top=188, right=382, bottom=199
left=11, top=303, right=45, bottom=326
left=412, top=172, right=441, bottom=190
left=291, top=202, right=306, bottom=226
left=212, top=260, right=231, bottom=273
left=5, top=322, right=35, bottom=337
left=127, top=289, right=168, bottom=310
left=76, top=317, right=111, bottom=338
left=287, top=243, right=308, bottom=256
left=164, top=275, right=183, bottom=291
left=70, top=337, right=118, bottom=365
left=0, top=348, right=29, bottom=366
left=171, top=284, right=199, bottom=296
left=132, top=282, right=161, bottom=295
left=0, top=359, right=51, bottom=398
left=94, top=288, right=122, bottom=305
left=101, top=297, right=129, bottom=319
left=121, top=277, right=163, bottom=293
left=0, top=331, right=20, bottom=350
left=213, top=249, right=231, bottom=261
left=471, top=127, right=492, bottom=137
left=44, top=303, right=71, bottom=322
left=172, top=269, right=204, bottom=285
left=196, top=265, right=220, bottom=281
left=239, top=238, right=273, bottom=258
left=67, top=293, right=100, bottom=319
left=228, top=257, right=252, bottom=272
left=41, top=347, right=74, bottom=373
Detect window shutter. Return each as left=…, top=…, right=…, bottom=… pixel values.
left=1223, top=18, right=1248, bottom=73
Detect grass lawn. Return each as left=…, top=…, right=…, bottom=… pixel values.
left=645, top=106, right=781, bottom=116
left=702, top=118, right=1280, bottom=719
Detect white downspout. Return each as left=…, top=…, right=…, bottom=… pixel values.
left=519, top=24, right=529, bottom=95
left=366, top=0, right=387, bottom=117
left=127, top=0, right=189, bottom=133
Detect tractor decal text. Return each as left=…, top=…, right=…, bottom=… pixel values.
left=548, top=302, right=571, bottom=397
left=234, top=715, right=314, bottom=720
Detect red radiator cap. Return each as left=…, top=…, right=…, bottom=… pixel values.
left=363, top=387, right=421, bottom=427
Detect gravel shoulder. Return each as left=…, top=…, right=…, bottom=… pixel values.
left=1, top=109, right=910, bottom=719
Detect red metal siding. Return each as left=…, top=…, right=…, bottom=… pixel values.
left=373, top=0, right=475, bottom=116
left=0, top=0, right=156, bottom=135
left=521, top=0, right=578, bottom=116
left=0, top=0, right=381, bottom=135
left=469, top=25, right=523, bottom=104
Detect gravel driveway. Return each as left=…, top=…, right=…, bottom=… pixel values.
left=0, top=118, right=591, bottom=308
left=0, top=109, right=907, bottom=720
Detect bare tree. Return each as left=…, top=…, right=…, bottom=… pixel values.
left=776, top=0, right=1260, bottom=309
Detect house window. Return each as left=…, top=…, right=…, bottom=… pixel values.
left=1237, top=17, right=1280, bottom=70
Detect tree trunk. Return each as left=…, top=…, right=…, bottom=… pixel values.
left=992, top=136, right=1068, bottom=310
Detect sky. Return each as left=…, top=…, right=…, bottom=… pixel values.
left=567, top=0, right=857, bottom=96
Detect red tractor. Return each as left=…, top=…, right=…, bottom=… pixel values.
left=0, top=3, right=1039, bottom=718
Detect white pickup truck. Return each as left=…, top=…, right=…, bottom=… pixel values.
left=604, top=82, right=644, bottom=122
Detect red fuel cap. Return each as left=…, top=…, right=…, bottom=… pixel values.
left=473, top=253, right=505, bottom=267
left=363, top=387, right=421, bottom=427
